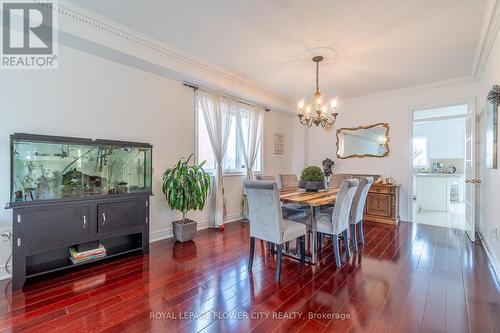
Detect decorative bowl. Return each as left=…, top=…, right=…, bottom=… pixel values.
left=298, top=180, right=326, bottom=192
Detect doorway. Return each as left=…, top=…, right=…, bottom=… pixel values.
left=411, top=104, right=470, bottom=232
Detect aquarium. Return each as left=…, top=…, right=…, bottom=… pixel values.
left=10, top=134, right=152, bottom=203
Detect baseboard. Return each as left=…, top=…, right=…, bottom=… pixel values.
left=477, top=231, right=500, bottom=283
left=149, top=213, right=243, bottom=243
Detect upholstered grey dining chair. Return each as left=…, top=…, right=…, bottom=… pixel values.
left=244, top=180, right=306, bottom=282
left=314, top=179, right=359, bottom=267
left=279, top=174, right=299, bottom=189
left=278, top=174, right=311, bottom=221
left=349, top=177, right=373, bottom=252
left=256, top=175, right=275, bottom=181
left=259, top=175, right=310, bottom=222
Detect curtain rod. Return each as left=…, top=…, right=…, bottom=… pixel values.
left=183, top=82, right=271, bottom=111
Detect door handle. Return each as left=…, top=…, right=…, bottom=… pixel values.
left=465, top=179, right=471, bottom=183
left=102, top=212, right=106, bottom=225
left=83, top=215, right=87, bottom=229
left=474, top=179, right=482, bottom=184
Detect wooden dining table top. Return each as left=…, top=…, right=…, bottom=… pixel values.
left=279, top=187, right=340, bottom=207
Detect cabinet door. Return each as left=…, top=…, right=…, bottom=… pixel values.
left=366, top=193, right=391, bottom=218
left=20, top=205, right=91, bottom=255
left=98, top=199, right=145, bottom=235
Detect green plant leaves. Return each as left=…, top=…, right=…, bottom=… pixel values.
left=162, top=155, right=212, bottom=220
left=300, top=166, right=325, bottom=182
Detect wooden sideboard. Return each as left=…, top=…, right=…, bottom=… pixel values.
left=364, top=183, right=400, bottom=224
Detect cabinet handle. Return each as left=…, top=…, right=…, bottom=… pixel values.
left=17, top=238, right=21, bottom=247
left=102, top=212, right=106, bottom=225
left=83, top=215, right=87, bottom=229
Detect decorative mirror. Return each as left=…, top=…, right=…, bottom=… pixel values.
left=486, top=85, right=499, bottom=169
left=336, top=123, right=390, bottom=159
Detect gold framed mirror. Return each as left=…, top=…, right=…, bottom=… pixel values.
left=336, top=122, right=390, bottom=159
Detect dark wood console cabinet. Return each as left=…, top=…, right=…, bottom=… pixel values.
left=10, top=195, right=150, bottom=290
left=364, top=183, right=400, bottom=225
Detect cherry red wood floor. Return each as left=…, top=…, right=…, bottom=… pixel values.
left=0, top=221, right=498, bottom=333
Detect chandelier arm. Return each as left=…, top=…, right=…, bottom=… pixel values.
left=299, top=118, right=311, bottom=126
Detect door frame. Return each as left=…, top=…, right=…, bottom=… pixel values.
left=476, top=103, right=487, bottom=236
left=407, top=98, right=475, bottom=229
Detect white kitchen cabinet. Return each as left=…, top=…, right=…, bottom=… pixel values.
left=415, top=174, right=464, bottom=212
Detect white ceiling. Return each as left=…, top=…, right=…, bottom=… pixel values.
left=68, top=0, right=487, bottom=101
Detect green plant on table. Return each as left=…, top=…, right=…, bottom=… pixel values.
left=162, top=154, right=211, bottom=224
left=300, top=166, right=325, bottom=182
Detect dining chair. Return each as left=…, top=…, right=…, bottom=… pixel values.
left=255, top=175, right=309, bottom=253
left=259, top=175, right=310, bottom=221
left=314, top=179, right=359, bottom=267
left=279, top=174, right=299, bottom=189
left=278, top=173, right=311, bottom=218
left=349, top=177, right=374, bottom=252
left=256, top=175, right=275, bottom=181
left=244, top=180, right=307, bottom=282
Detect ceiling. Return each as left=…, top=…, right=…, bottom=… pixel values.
left=68, top=0, right=487, bottom=101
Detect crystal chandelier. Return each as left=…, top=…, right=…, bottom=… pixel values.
left=297, top=56, right=338, bottom=129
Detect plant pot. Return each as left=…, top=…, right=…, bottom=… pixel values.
left=172, top=219, right=197, bottom=243
left=298, top=180, right=326, bottom=192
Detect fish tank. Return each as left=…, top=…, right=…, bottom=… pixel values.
left=9, top=133, right=152, bottom=204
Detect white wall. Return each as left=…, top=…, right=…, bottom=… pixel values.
left=306, top=80, right=477, bottom=221
left=477, top=24, right=500, bottom=263
left=0, top=45, right=302, bottom=277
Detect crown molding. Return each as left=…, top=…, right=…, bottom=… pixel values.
left=43, top=1, right=294, bottom=113
left=339, top=76, right=477, bottom=105
left=472, top=0, right=500, bottom=79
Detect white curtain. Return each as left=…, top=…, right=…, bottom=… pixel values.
left=236, top=106, right=264, bottom=180
left=237, top=106, right=264, bottom=218
left=197, top=90, right=235, bottom=228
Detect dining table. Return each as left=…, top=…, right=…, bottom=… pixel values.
left=279, top=187, right=340, bottom=264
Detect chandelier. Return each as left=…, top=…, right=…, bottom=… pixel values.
left=297, top=56, right=338, bottom=129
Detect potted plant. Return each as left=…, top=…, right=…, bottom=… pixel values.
left=162, top=154, right=211, bottom=242
left=299, top=166, right=326, bottom=192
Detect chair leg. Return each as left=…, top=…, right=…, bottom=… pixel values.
left=359, top=222, right=365, bottom=245
left=275, top=244, right=283, bottom=282
left=343, top=230, right=351, bottom=258
left=300, top=236, right=305, bottom=264
left=351, top=224, right=358, bottom=253
left=317, top=232, right=322, bottom=250
left=269, top=243, right=275, bottom=254
left=285, top=241, right=290, bottom=253
left=332, top=235, right=341, bottom=267
left=248, top=237, right=255, bottom=271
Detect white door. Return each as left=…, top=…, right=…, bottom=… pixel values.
left=465, top=101, right=476, bottom=241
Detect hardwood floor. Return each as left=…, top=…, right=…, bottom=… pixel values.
left=0, top=221, right=498, bottom=332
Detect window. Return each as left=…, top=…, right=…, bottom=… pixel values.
left=196, top=104, right=262, bottom=174
left=413, top=137, right=428, bottom=168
